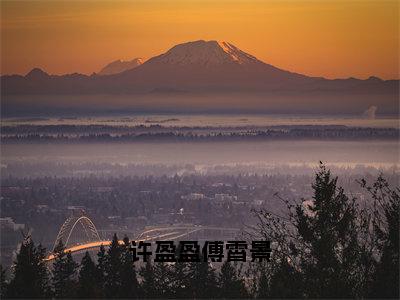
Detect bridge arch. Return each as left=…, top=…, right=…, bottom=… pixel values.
left=52, top=215, right=100, bottom=252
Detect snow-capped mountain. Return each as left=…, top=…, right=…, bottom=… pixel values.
left=111, top=40, right=311, bottom=91
left=1, top=39, right=398, bottom=116
left=98, top=58, right=143, bottom=75
left=147, top=40, right=260, bottom=67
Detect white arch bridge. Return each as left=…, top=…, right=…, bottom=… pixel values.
left=45, top=215, right=240, bottom=261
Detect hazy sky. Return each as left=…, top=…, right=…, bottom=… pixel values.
left=1, top=0, right=399, bottom=79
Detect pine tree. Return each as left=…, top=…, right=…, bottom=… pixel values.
left=362, top=176, right=400, bottom=298
left=186, top=257, right=218, bottom=298
left=139, top=260, right=157, bottom=298
left=78, top=251, right=100, bottom=298
left=295, top=164, right=360, bottom=297
left=119, top=236, right=140, bottom=298
left=52, top=240, right=78, bottom=298
left=254, top=163, right=363, bottom=298
left=96, top=244, right=107, bottom=297
left=268, top=260, right=302, bottom=298
left=7, top=237, right=50, bottom=298
left=218, top=261, right=248, bottom=298
left=104, top=233, right=123, bottom=297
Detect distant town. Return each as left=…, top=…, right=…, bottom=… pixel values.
left=2, top=170, right=397, bottom=267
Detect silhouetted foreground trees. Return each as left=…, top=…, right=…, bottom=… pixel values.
left=0, top=234, right=246, bottom=299
left=0, top=164, right=398, bottom=298
left=252, top=163, right=399, bottom=299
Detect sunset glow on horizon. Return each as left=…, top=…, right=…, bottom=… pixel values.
left=1, top=0, right=399, bottom=79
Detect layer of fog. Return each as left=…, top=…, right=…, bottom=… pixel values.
left=2, top=92, right=398, bottom=117
left=1, top=140, right=398, bottom=177
left=2, top=113, right=399, bottom=128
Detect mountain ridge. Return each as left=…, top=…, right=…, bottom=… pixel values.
left=98, top=58, right=143, bottom=75
left=1, top=40, right=398, bottom=97
left=1, top=40, right=392, bottom=80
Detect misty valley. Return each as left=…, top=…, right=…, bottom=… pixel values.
left=1, top=114, right=398, bottom=268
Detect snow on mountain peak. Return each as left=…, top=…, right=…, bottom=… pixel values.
left=99, top=58, right=143, bottom=75
left=217, top=41, right=258, bottom=64
left=151, top=40, right=261, bottom=67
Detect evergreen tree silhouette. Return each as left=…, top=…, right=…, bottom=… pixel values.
left=119, top=236, right=140, bottom=298
left=295, top=164, right=360, bottom=297
left=52, top=240, right=78, bottom=298
left=363, top=176, right=399, bottom=298
left=268, top=260, right=302, bottom=298
left=186, top=256, right=218, bottom=298
left=78, top=251, right=100, bottom=298
left=254, top=163, right=364, bottom=298
left=7, top=237, right=50, bottom=298
left=139, top=260, right=157, bottom=298
left=218, top=261, right=248, bottom=298
left=96, top=244, right=107, bottom=297
left=104, top=233, right=123, bottom=297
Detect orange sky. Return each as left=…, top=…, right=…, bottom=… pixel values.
left=1, top=0, right=399, bottom=79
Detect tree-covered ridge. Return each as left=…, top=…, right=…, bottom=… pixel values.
left=2, top=124, right=398, bottom=143
left=0, top=165, right=398, bottom=298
